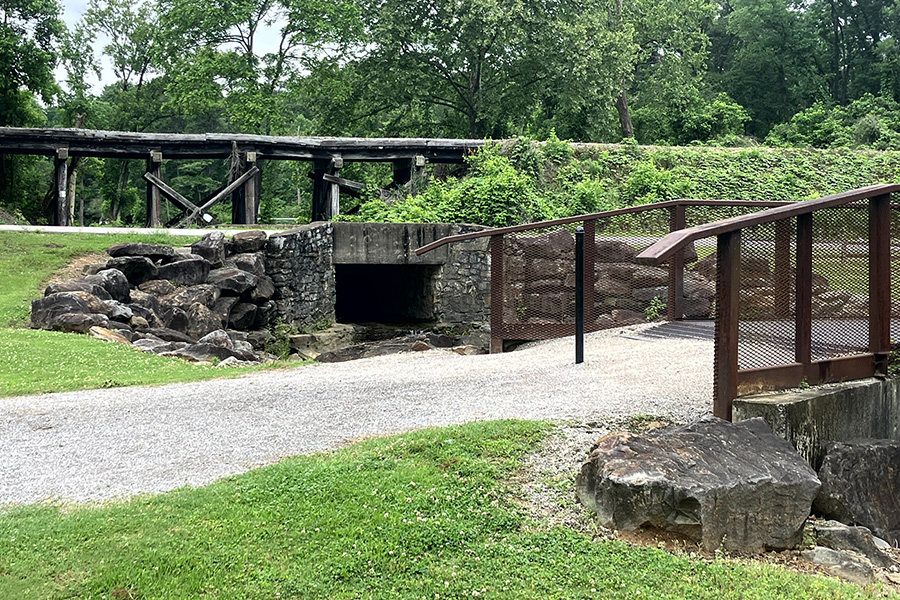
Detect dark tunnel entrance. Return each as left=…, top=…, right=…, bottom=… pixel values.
left=335, top=264, right=440, bottom=323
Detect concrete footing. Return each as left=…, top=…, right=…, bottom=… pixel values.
left=733, top=377, right=900, bottom=469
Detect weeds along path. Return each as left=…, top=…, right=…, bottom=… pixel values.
left=0, top=326, right=712, bottom=505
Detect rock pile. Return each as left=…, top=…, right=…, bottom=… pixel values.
left=31, top=230, right=276, bottom=364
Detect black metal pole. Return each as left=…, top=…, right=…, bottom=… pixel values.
left=575, top=226, right=584, bottom=364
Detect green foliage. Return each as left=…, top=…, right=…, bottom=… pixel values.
left=0, top=421, right=884, bottom=599
left=645, top=296, right=666, bottom=321
left=267, top=319, right=297, bottom=360
left=766, top=95, right=900, bottom=150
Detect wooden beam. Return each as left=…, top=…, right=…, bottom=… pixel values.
left=145, top=151, right=162, bottom=227
left=54, top=148, right=69, bottom=226
left=243, top=152, right=258, bottom=225
left=174, top=166, right=259, bottom=228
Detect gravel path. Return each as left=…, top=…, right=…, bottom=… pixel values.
left=0, top=325, right=712, bottom=505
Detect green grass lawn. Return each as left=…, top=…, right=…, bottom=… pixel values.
left=0, top=231, right=292, bottom=397
left=0, top=420, right=886, bottom=600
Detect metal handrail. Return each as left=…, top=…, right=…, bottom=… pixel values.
left=635, top=184, right=900, bottom=265
left=414, top=199, right=793, bottom=256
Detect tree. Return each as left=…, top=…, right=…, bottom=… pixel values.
left=348, top=0, right=634, bottom=139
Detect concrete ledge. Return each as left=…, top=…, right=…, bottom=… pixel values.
left=733, top=377, right=900, bottom=469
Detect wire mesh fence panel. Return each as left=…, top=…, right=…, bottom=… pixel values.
left=502, top=224, right=580, bottom=338
left=594, top=209, right=670, bottom=328
left=806, top=206, right=871, bottom=361
left=737, top=219, right=796, bottom=370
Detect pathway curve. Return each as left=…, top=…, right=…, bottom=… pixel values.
left=0, top=326, right=712, bottom=505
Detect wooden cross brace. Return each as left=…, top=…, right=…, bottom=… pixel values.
left=143, top=166, right=259, bottom=228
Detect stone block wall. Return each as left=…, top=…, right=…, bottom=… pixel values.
left=265, top=222, right=490, bottom=330
left=266, top=223, right=336, bottom=328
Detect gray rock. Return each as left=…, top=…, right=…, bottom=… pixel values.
left=185, top=303, right=222, bottom=340
left=156, top=258, right=211, bottom=286
left=160, top=306, right=189, bottom=332
left=161, top=342, right=256, bottom=363
left=138, top=279, right=176, bottom=297
left=225, top=252, right=265, bottom=277
left=228, top=230, right=268, bottom=253
left=44, top=280, right=112, bottom=301
left=801, top=546, right=874, bottom=585
left=129, top=289, right=161, bottom=315
left=128, top=305, right=163, bottom=329
left=133, top=338, right=186, bottom=354
left=208, top=268, right=258, bottom=295
left=191, top=232, right=226, bottom=267
left=142, top=327, right=193, bottom=344
left=575, top=417, right=821, bottom=553
left=31, top=293, right=92, bottom=329
left=215, top=356, right=258, bottom=368
left=248, top=275, right=275, bottom=302
left=82, top=269, right=131, bottom=303
left=105, top=256, right=159, bottom=286
left=212, top=296, right=239, bottom=324
left=814, top=439, right=900, bottom=545
left=102, top=300, right=133, bottom=321
left=811, top=520, right=896, bottom=568
left=161, top=284, right=219, bottom=311
left=246, top=330, right=272, bottom=350
left=228, top=303, right=258, bottom=330
left=197, top=329, right=234, bottom=349
left=50, top=312, right=110, bottom=333
left=88, top=326, right=132, bottom=345
left=106, top=242, right=175, bottom=260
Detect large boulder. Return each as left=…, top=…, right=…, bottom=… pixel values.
left=184, top=303, right=222, bottom=340
left=814, top=439, right=900, bottom=545
left=156, top=258, right=211, bottom=286
left=161, top=284, right=219, bottom=311
left=191, top=232, right=226, bottom=267
left=575, top=417, right=820, bottom=553
left=225, top=252, right=265, bottom=278
left=208, top=267, right=258, bottom=295
left=30, top=292, right=110, bottom=330
left=44, top=279, right=112, bottom=301
left=228, top=230, right=268, bottom=253
left=83, top=269, right=130, bottom=303
left=107, top=242, right=175, bottom=261
left=50, top=313, right=110, bottom=333
left=228, top=303, right=258, bottom=330
left=105, top=256, right=159, bottom=286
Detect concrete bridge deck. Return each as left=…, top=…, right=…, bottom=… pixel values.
left=0, top=325, right=712, bottom=505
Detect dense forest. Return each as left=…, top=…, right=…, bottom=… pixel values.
left=2, top=0, right=900, bottom=226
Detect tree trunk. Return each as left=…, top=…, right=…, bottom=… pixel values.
left=616, top=91, right=634, bottom=139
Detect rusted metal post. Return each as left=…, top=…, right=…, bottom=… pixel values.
left=145, top=151, right=162, bottom=227
left=869, top=193, right=891, bottom=373
left=774, top=219, right=792, bottom=319
left=575, top=226, right=584, bottom=364
left=54, top=148, right=69, bottom=226
left=583, top=218, right=596, bottom=326
left=490, top=234, right=504, bottom=354
left=795, top=214, right=813, bottom=365
left=667, top=203, right=686, bottom=320
left=713, top=230, right=740, bottom=421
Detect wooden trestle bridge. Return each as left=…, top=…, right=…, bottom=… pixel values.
left=0, top=127, right=484, bottom=227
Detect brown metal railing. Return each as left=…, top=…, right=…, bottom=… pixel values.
left=637, top=184, right=900, bottom=421
left=417, top=199, right=792, bottom=353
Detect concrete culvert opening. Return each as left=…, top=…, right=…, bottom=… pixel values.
left=335, top=264, right=439, bottom=324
